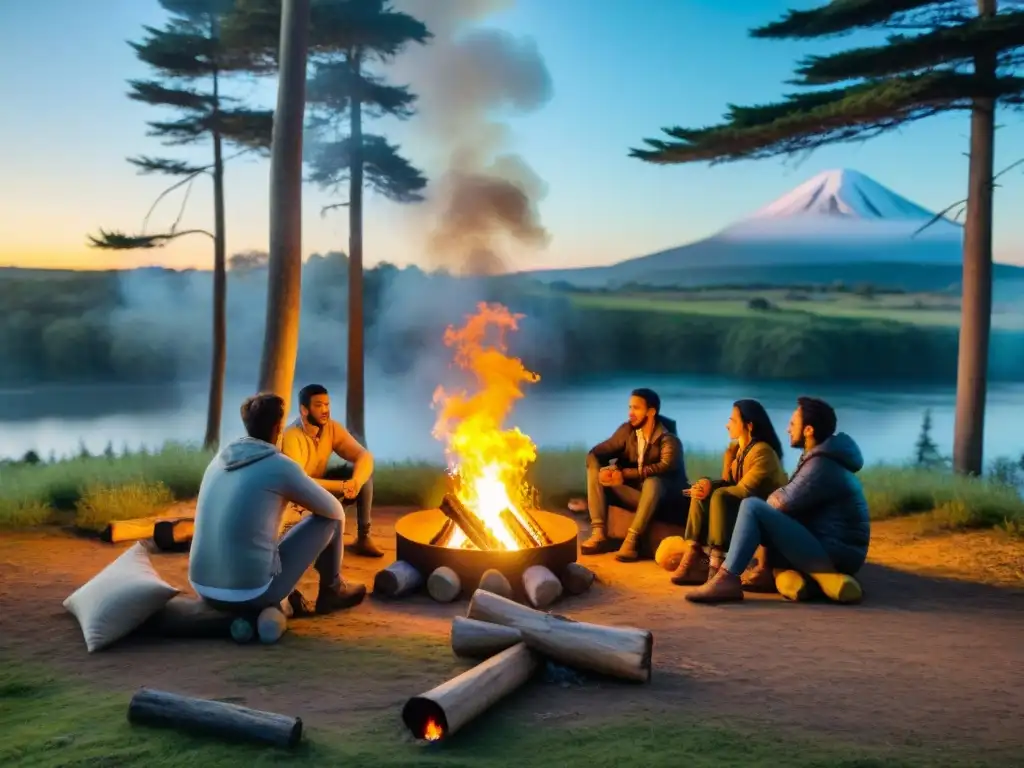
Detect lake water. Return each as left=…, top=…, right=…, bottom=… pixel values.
left=3, top=375, right=1024, bottom=471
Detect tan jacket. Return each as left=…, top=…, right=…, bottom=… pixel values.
left=711, top=440, right=787, bottom=502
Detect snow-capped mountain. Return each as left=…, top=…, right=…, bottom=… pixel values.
left=523, top=168, right=971, bottom=288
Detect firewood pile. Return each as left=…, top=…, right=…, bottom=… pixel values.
left=401, top=588, right=654, bottom=743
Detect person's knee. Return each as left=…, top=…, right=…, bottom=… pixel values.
left=641, top=476, right=666, bottom=499
left=738, top=496, right=771, bottom=518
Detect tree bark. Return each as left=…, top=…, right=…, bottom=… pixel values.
left=346, top=49, right=366, bottom=441
left=257, top=0, right=310, bottom=413
left=953, top=0, right=998, bottom=475
left=450, top=616, right=523, bottom=659
left=205, top=24, right=227, bottom=451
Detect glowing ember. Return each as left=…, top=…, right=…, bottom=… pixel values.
left=422, top=716, right=444, bottom=742
left=432, top=303, right=540, bottom=551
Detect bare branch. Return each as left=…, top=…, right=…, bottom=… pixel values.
left=913, top=156, right=1024, bottom=236
left=320, top=201, right=350, bottom=217
left=139, top=148, right=252, bottom=232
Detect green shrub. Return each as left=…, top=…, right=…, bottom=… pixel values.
left=74, top=481, right=175, bottom=531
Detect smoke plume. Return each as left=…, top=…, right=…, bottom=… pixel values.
left=391, top=0, right=553, bottom=275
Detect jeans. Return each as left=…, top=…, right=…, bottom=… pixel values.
left=586, top=454, right=667, bottom=534
left=723, top=497, right=837, bottom=576
left=204, top=514, right=344, bottom=613
left=683, top=489, right=741, bottom=549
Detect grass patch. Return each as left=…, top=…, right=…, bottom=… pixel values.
left=0, top=664, right=991, bottom=767
left=1, top=443, right=1021, bottom=535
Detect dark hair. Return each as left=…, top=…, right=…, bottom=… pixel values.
left=240, top=393, right=285, bottom=443
left=630, top=388, right=661, bottom=414
left=797, top=396, right=837, bottom=441
left=733, top=399, right=783, bottom=459
left=298, top=383, right=329, bottom=409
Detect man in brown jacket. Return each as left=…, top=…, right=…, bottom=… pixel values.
left=581, top=388, right=688, bottom=561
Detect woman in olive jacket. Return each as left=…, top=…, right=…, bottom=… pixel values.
left=671, top=399, right=787, bottom=585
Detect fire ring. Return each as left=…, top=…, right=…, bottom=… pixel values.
left=395, top=508, right=580, bottom=599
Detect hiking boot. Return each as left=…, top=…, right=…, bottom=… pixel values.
left=685, top=567, right=744, bottom=604
left=670, top=544, right=710, bottom=585
left=282, top=589, right=316, bottom=618
left=580, top=525, right=612, bottom=555
left=315, top=581, right=367, bottom=614
left=615, top=529, right=641, bottom=562
left=741, top=566, right=778, bottom=593
left=346, top=526, right=385, bottom=558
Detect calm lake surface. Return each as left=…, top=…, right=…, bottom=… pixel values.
left=3, top=375, right=1024, bottom=471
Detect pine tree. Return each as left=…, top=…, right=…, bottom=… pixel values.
left=631, top=0, right=1024, bottom=476
left=914, top=409, right=942, bottom=466
left=87, top=0, right=274, bottom=450
left=231, top=0, right=429, bottom=441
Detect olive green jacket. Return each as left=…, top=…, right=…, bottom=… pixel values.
left=708, top=440, right=787, bottom=502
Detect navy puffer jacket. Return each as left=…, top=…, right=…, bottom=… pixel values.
left=770, top=432, right=871, bottom=574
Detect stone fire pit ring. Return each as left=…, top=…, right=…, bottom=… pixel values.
left=395, top=508, right=580, bottom=600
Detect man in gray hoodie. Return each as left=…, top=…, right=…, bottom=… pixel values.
left=188, top=393, right=366, bottom=615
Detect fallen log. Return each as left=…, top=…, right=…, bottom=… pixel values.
left=373, top=560, right=423, bottom=598
left=101, top=514, right=193, bottom=544
left=561, top=563, right=596, bottom=595
left=498, top=508, right=540, bottom=549
left=522, top=565, right=563, bottom=609
left=450, top=616, right=522, bottom=659
left=153, top=519, right=194, bottom=552
left=478, top=568, right=513, bottom=599
left=401, top=642, right=538, bottom=742
left=136, top=596, right=235, bottom=639
left=427, top=566, right=462, bottom=603
left=466, top=589, right=653, bottom=683
left=127, top=687, right=302, bottom=748
left=439, top=493, right=503, bottom=551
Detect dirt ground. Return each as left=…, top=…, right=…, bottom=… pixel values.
left=2, top=507, right=1023, bottom=761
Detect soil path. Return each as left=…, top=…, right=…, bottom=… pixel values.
left=2, top=508, right=1022, bottom=760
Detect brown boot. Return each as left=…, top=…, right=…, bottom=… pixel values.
left=685, top=568, right=744, bottom=604
left=580, top=525, right=612, bottom=555
left=614, top=529, right=641, bottom=562
left=315, top=580, right=367, bottom=614
left=741, top=566, right=778, bottom=593
left=346, top=526, right=385, bottom=558
left=670, top=543, right=710, bottom=585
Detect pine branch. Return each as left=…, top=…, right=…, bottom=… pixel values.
left=87, top=228, right=214, bottom=250
left=321, top=201, right=350, bottom=217
left=306, top=133, right=427, bottom=203
left=146, top=115, right=209, bottom=144
left=127, top=79, right=213, bottom=110
left=127, top=156, right=210, bottom=176
left=129, top=26, right=217, bottom=78
left=752, top=0, right=967, bottom=40
left=307, top=61, right=418, bottom=118
left=913, top=156, right=1024, bottom=236
left=215, top=108, right=275, bottom=150
left=138, top=149, right=251, bottom=231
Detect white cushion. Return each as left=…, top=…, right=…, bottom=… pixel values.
left=63, top=542, right=180, bottom=653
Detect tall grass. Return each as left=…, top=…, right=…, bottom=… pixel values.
left=1, top=441, right=1021, bottom=534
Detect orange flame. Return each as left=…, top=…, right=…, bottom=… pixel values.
left=432, top=302, right=540, bottom=550
left=423, top=716, right=444, bottom=741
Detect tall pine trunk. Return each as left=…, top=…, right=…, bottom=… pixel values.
left=258, top=0, right=310, bottom=416
left=205, top=51, right=227, bottom=451
left=952, top=0, right=998, bottom=475
left=345, top=49, right=366, bottom=442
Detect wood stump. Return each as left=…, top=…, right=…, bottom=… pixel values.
left=427, top=566, right=462, bottom=603
left=477, top=569, right=513, bottom=599
left=561, top=563, right=596, bottom=595
left=373, top=560, right=423, bottom=598
left=522, top=565, right=562, bottom=609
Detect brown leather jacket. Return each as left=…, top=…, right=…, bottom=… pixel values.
left=588, top=418, right=688, bottom=488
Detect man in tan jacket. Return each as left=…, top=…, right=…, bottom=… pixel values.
left=280, top=384, right=383, bottom=557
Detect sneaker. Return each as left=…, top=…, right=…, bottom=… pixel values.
left=315, top=581, right=367, bottom=614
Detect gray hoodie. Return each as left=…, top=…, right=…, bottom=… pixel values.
left=188, top=437, right=345, bottom=599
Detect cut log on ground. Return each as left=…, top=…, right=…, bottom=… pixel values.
left=402, top=642, right=538, bottom=742
left=427, top=566, right=462, bottom=603
left=257, top=607, right=288, bottom=644
left=127, top=687, right=302, bottom=748
left=478, top=568, right=513, bottom=599
left=467, top=589, right=653, bottom=683
left=450, top=616, right=523, bottom=659
left=136, top=596, right=235, bottom=639
left=561, top=563, right=596, bottom=595
left=439, top=493, right=503, bottom=551
left=101, top=515, right=193, bottom=544
left=153, top=519, right=194, bottom=552
left=373, top=560, right=423, bottom=598
left=522, top=564, right=563, bottom=609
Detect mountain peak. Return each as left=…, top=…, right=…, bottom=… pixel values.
left=747, top=168, right=940, bottom=223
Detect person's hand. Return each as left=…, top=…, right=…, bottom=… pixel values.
left=689, top=478, right=712, bottom=500
left=766, top=492, right=782, bottom=509
left=599, top=468, right=623, bottom=486
left=340, top=479, right=359, bottom=499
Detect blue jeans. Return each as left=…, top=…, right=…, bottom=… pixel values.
left=204, top=514, right=344, bottom=613
left=723, top=497, right=836, bottom=576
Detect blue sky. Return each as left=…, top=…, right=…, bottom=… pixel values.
left=2, top=0, right=1023, bottom=271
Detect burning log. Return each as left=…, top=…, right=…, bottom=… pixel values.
left=498, top=508, right=540, bottom=549
left=427, top=566, right=462, bottom=603
left=478, top=569, right=513, bottom=599
left=561, top=563, right=596, bottom=595
left=450, top=616, right=523, bottom=659
left=514, top=506, right=554, bottom=547
left=127, top=688, right=302, bottom=748
left=522, top=565, right=563, bottom=609
left=439, top=494, right=503, bottom=551
left=467, top=589, right=653, bottom=683
left=429, top=519, right=457, bottom=547
left=402, top=642, right=538, bottom=743
left=373, top=561, right=423, bottom=598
